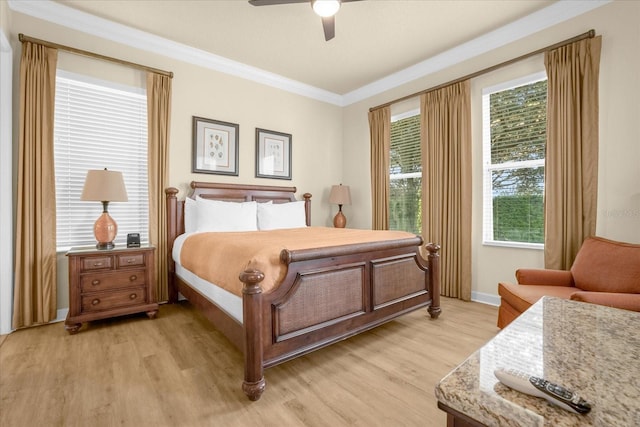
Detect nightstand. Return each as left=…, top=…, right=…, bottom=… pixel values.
left=65, top=244, right=159, bottom=334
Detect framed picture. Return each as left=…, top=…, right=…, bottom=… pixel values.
left=255, top=128, right=292, bottom=180
left=192, top=116, right=239, bottom=176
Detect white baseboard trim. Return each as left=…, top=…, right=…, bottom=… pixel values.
left=471, top=291, right=501, bottom=307
left=46, top=294, right=495, bottom=329
left=53, top=308, right=68, bottom=324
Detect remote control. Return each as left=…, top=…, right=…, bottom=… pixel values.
left=494, top=368, right=592, bottom=414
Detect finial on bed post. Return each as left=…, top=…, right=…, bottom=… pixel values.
left=303, top=193, right=312, bottom=226
left=165, top=187, right=179, bottom=303
left=426, top=243, right=442, bottom=319
left=240, top=269, right=266, bottom=401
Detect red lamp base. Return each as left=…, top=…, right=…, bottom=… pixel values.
left=94, top=211, right=117, bottom=250
left=333, top=209, right=347, bottom=228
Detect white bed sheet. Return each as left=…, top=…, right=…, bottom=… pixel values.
left=173, top=233, right=243, bottom=323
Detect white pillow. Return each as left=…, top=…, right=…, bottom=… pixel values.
left=257, top=201, right=307, bottom=230
left=184, top=197, right=198, bottom=233
left=195, top=197, right=258, bottom=232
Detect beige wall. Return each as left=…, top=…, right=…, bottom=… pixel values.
left=5, top=1, right=639, bottom=314
left=9, top=11, right=344, bottom=312
left=342, top=1, right=640, bottom=303
left=1, top=1, right=8, bottom=33
left=10, top=12, right=344, bottom=225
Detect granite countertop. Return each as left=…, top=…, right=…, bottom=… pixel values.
left=435, top=297, right=640, bottom=426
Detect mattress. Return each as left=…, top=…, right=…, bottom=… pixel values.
left=173, top=233, right=243, bottom=323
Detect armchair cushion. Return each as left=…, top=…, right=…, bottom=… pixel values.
left=570, top=237, right=640, bottom=292
left=516, top=268, right=574, bottom=287
left=570, top=292, right=640, bottom=312
left=499, top=282, right=581, bottom=313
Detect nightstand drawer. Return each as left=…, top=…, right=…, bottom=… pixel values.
left=117, top=253, right=145, bottom=268
left=81, top=256, right=113, bottom=271
left=80, top=269, right=146, bottom=292
left=81, top=287, right=147, bottom=313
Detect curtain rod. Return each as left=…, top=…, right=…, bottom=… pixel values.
left=19, top=33, right=173, bottom=79
left=370, top=29, right=595, bottom=112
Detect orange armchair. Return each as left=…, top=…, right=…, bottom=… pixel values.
left=497, top=236, right=640, bottom=328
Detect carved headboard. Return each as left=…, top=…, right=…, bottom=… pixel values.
left=164, top=181, right=312, bottom=269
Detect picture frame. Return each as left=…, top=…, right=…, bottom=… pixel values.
left=192, top=116, right=239, bottom=176
left=255, top=128, right=292, bottom=180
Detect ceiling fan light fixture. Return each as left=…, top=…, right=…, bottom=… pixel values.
left=311, top=0, right=341, bottom=18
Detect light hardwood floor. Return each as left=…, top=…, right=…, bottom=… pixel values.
left=0, top=298, right=499, bottom=427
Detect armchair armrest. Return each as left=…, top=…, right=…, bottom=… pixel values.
left=571, top=292, right=640, bottom=312
left=516, top=268, right=575, bottom=287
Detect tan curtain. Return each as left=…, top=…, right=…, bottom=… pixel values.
left=421, top=81, right=472, bottom=300
left=368, top=106, right=391, bottom=230
left=13, top=42, right=58, bottom=328
left=147, top=72, right=172, bottom=302
left=544, top=36, right=602, bottom=270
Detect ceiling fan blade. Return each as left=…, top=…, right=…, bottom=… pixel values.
left=321, top=16, right=335, bottom=41
left=248, top=0, right=308, bottom=6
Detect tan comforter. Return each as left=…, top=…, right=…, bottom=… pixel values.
left=180, top=226, right=419, bottom=296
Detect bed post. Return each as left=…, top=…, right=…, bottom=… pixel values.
left=426, top=243, right=442, bottom=319
left=240, top=269, right=266, bottom=401
left=303, top=193, right=312, bottom=226
left=165, top=187, right=179, bottom=303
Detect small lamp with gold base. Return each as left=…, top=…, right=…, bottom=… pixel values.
left=329, top=184, right=351, bottom=228
left=81, top=169, right=128, bottom=250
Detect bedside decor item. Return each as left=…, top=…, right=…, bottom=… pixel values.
left=329, top=183, right=351, bottom=228
left=255, top=128, right=292, bottom=180
left=192, top=116, right=239, bottom=176
left=127, top=233, right=141, bottom=248
left=81, top=168, right=128, bottom=250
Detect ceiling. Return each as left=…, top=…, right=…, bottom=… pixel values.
left=52, top=0, right=557, bottom=96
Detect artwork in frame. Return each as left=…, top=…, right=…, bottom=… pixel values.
left=255, top=128, right=292, bottom=180
left=192, top=116, right=239, bottom=176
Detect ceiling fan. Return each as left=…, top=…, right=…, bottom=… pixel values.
left=248, top=0, right=362, bottom=41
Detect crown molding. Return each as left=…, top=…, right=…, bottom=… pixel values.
left=342, top=0, right=611, bottom=105
left=9, top=0, right=610, bottom=107
left=8, top=0, right=344, bottom=105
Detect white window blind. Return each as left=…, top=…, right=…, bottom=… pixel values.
left=482, top=72, right=547, bottom=248
left=54, top=71, right=148, bottom=250
left=390, top=110, right=421, bottom=235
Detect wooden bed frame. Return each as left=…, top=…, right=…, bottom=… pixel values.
left=165, top=181, right=441, bottom=401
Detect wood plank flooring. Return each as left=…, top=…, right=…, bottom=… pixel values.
left=0, top=297, right=499, bottom=427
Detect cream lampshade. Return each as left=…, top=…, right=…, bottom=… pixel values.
left=329, top=184, right=351, bottom=228
left=81, top=169, right=128, bottom=250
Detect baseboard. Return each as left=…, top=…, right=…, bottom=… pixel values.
left=471, top=291, right=500, bottom=307
left=54, top=308, right=68, bottom=324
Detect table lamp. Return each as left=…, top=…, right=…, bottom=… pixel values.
left=81, top=168, right=128, bottom=249
left=329, top=184, right=351, bottom=228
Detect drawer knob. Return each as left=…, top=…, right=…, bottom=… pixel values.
left=129, top=293, right=137, bottom=300
left=93, top=262, right=103, bottom=267
left=127, top=259, right=134, bottom=264
left=92, top=279, right=100, bottom=286
left=129, top=275, right=137, bottom=282
left=91, top=298, right=100, bottom=306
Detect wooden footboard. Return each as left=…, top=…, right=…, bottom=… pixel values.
left=165, top=182, right=440, bottom=401
left=240, top=241, right=440, bottom=400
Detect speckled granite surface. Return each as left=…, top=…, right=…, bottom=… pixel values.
left=435, top=297, right=640, bottom=426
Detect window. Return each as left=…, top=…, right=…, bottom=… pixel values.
left=54, top=71, right=148, bottom=250
left=390, top=110, right=421, bottom=235
left=482, top=72, right=547, bottom=248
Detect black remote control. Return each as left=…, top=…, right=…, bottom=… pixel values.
left=495, top=368, right=592, bottom=414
